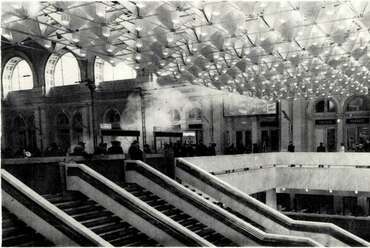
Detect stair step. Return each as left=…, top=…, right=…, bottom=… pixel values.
left=101, top=225, right=135, bottom=240
left=63, top=204, right=100, bottom=215
left=81, top=216, right=121, bottom=227
left=73, top=210, right=112, bottom=221
left=91, top=222, right=127, bottom=234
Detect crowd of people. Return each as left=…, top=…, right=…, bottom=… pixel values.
left=3, top=137, right=370, bottom=159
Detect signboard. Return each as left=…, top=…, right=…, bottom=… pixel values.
left=346, top=118, right=369, bottom=124
left=183, top=131, right=196, bottom=137
left=315, top=119, right=337, bottom=125
left=100, top=123, right=112, bottom=129
left=224, top=94, right=276, bottom=116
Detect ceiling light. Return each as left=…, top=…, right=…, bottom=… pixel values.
left=102, top=26, right=110, bottom=37
left=136, top=2, right=145, bottom=8
left=2, top=29, right=13, bottom=40
left=72, top=32, right=79, bottom=42
left=106, top=44, right=114, bottom=53
left=135, top=54, right=142, bottom=60
left=61, top=13, right=70, bottom=26
left=79, top=49, right=86, bottom=57
left=136, top=40, right=143, bottom=48
left=135, top=26, right=143, bottom=32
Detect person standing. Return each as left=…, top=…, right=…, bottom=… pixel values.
left=288, top=141, right=295, bottom=152
left=340, top=143, right=346, bottom=152
left=317, top=142, right=326, bottom=152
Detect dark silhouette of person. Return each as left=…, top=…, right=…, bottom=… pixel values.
left=128, top=140, right=143, bottom=160
left=208, top=143, right=216, bottom=156
left=288, top=142, right=295, bottom=152
left=143, top=144, right=152, bottom=154
left=107, top=140, right=124, bottom=154
left=317, top=142, right=326, bottom=152
left=94, top=142, right=107, bottom=155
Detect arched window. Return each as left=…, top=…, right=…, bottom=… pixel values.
left=94, top=57, right=136, bottom=83
left=346, top=96, right=370, bottom=111
left=170, top=109, right=181, bottom=122
left=72, top=112, right=83, bottom=145
left=56, top=113, right=70, bottom=153
left=104, top=109, right=121, bottom=128
left=315, top=99, right=337, bottom=113
left=13, top=116, right=27, bottom=151
left=189, top=107, right=202, bottom=120
left=45, top=52, right=80, bottom=88
left=2, top=57, right=33, bottom=97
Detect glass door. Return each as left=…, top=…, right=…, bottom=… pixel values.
left=327, top=128, right=336, bottom=152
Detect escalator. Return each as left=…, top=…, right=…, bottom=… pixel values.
left=2, top=208, right=54, bottom=247
left=44, top=191, right=160, bottom=247
left=121, top=183, right=236, bottom=247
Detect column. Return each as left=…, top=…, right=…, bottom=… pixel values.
left=336, top=114, right=344, bottom=151
left=289, top=193, right=295, bottom=211
left=333, top=195, right=343, bottom=215
left=37, top=107, right=48, bottom=153
left=358, top=196, right=369, bottom=216
left=81, top=106, right=93, bottom=154
left=266, top=189, right=277, bottom=209
left=280, top=100, right=290, bottom=151
left=252, top=116, right=258, bottom=144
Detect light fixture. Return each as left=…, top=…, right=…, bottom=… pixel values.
left=136, top=40, right=143, bottom=48
left=96, top=4, right=105, bottom=17
left=305, top=188, right=309, bottom=192
left=329, top=189, right=333, bottom=193
left=61, top=13, right=70, bottom=26
left=72, top=32, right=79, bottom=42
left=135, top=54, right=142, bottom=60
left=2, top=29, right=13, bottom=40
left=44, top=40, right=52, bottom=48
left=79, top=49, right=86, bottom=57
left=135, top=26, right=143, bottom=32
left=355, top=190, right=358, bottom=194
left=106, top=44, right=114, bottom=53
left=102, top=26, right=110, bottom=37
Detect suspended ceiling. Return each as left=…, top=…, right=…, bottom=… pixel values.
left=1, top=1, right=370, bottom=100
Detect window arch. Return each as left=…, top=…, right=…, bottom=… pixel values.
left=315, top=99, right=337, bottom=113
left=45, top=52, right=80, bottom=88
left=2, top=57, right=33, bottom=97
left=104, top=108, right=121, bottom=128
left=189, top=107, right=202, bottom=120
left=56, top=113, right=71, bottom=153
left=346, top=96, right=370, bottom=111
left=94, top=57, right=136, bottom=83
left=170, top=109, right=181, bottom=122
left=72, top=112, right=83, bottom=145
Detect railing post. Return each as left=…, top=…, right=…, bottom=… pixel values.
left=59, top=162, right=67, bottom=195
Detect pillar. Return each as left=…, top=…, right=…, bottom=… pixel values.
left=266, top=189, right=277, bottom=209
left=357, top=196, right=369, bottom=216
left=333, top=195, right=343, bottom=215
left=81, top=106, right=93, bottom=154
left=38, top=107, right=48, bottom=153
left=336, top=114, right=344, bottom=151
left=252, top=116, right=258, bottom=145
left=289, top=192, right=295, bottom=211
left=280, top=100, right=290, bottom=151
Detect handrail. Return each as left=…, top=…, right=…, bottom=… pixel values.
left=125, top=160, right=321, bottom=247
left=1, top=169, right=111, bottom=247
left=2, top=154, right=125, bottom=165
left=65, top=162, right=213, bottom=247
left=176, top=158, right=370, bottom=247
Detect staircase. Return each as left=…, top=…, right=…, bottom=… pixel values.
left=182, top=183, right=266, bottom=231
left=44, top=191, right=160, bottom=247
left=2, top=208, right=54, bottom=247
left=122, top=183, right=237, bottom=247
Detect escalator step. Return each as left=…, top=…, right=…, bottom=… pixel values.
left=55, top=199, right=94, bottom=209
left=63, top=204, right=100, bottom=215
left=73, top=210, right=112, bottom=221
left=81, top=216, right=121, bottom=228
left=92, top=222, right=128, bottom=234
left=70, top=206, right=106, bottom=218
left=102, top=225, right=136, bottom=241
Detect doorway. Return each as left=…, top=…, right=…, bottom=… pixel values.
left=315, top=127, right=337, bottom=152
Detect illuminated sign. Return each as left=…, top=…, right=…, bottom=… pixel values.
left=224, top=94, right=276, bottom=116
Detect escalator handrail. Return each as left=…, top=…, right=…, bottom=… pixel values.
left=1, top=169, right=112, bottom=247
left=65, top=162, right=214, bottom=247
left=126, top=160, right=321, bottom=247
left=176, top=158, right=370, bottom=247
